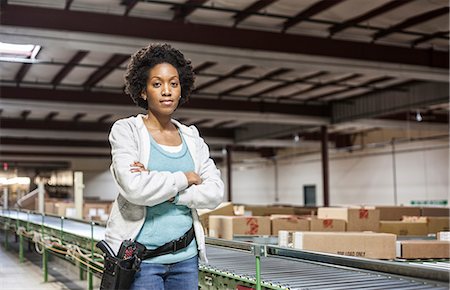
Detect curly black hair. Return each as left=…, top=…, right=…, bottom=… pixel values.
left=124, top=43, right=195, bottom=110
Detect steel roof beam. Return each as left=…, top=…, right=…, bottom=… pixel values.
left=233, top=0, right=278, bottom=27
left=173, top=0, right=208, bottom=22
left=332, top=82, right=449, bottom=123
left=83, top=54, right=129, bottom=89
left=0, top=86, right=330, bottom=117
left=306, top=76, right=395, bottom=101
left=194, top=65, right=254, bottom=92
left=65, top=0, right=74, bottom=10
left=122, top=0, right=139, bottom=16
left=374, top=7, right=450, bottom=40
left=282, top=0, right=345, bottom=32
left=52, top=50, right=88, bottom=86
left=1, top=4, right=447, bottom=68
left=248, top=71, right=327, bottom=99
left=411, top=30, right=449, bottom=47
left=219, top=68, right=292, bottom=96
left=329, top=0, right=413, bottom=36
left=193, top=61, right=216, bottom=74
left=297, top=74, right=363, bottom=102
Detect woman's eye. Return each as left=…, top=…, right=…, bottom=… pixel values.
left=153, top=83, right=161, bottom=88
left=171, top=82, right=178, bottom=87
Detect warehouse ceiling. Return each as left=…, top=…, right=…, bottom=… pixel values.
left=0, top=0, right=449, bottom=167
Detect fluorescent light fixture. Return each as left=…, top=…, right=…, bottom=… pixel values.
left=3, top=177, right=31, bottom=185
left=0, top=42, right=41, bottom=63
left=416, top=111, right=423, bottom=122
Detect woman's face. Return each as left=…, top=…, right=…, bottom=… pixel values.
left=143, top=62, right=181, bottom=117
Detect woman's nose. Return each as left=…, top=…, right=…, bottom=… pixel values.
left=161, top=84, right=171, bottom=96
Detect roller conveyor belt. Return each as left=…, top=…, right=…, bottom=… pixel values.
left=201, top=246, right=449, bottom=289
left=1, top=210, right=449, bottom=289
left=0, top=209, right=105, bottom=240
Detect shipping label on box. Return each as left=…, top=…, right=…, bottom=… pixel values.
left=396, top=240, right=450, bottom=259
left=292, top=231, right=396, bottom=259
left=310, top=218, right=346, bottom=231
left=271, top=215, right=309, bottom=235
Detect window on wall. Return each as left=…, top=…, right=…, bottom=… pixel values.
left=304, top=185, right=316, bottom=206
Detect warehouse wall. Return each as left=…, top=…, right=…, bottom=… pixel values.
left=231, top=139, right=449, bottom=206
left=71, top=158, right=117, bottom=201
left=71, top=139, right=449, bottom=205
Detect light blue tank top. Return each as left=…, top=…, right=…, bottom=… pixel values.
left=135, top=131, right=197, bottom=264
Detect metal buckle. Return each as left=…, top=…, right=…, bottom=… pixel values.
left=172, top=236, right=187, bottom=252
left=172, top=240, right=178, bottom=252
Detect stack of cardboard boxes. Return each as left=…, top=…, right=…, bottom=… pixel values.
left=206, top=204, right=450, bottom=260
left=34, top=198, right=112, bottom=221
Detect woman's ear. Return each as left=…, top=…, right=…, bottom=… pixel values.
left=141, top=92, right=147, bottom=100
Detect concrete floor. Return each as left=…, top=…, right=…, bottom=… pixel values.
left=0, top=246, right=66, bottom=290
left=0, top=234, right=97, bottom=290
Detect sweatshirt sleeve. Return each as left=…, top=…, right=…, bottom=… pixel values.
left=176, top=126, right=224, bottom=209
left=109, top=120, right=188, bottom=206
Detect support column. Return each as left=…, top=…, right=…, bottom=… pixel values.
left=321, top=126, right=329, bottom=207
left=74, top=171, right=84, bottom=220
left=273, top=158, right=279, bottom=203
left=391, top=139, right=398, bottom=206
left=37, top=181, right=45, bottom=213
left=3, top=187, right=8, bottom=209
left=226, top=146, right=232, bottom=202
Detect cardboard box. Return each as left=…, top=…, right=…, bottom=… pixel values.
left=421, top=207, right=450, bottom=217
left=45, top=201, right=56, bottom=214
left=292, top=232, right=396, bottom=259
left=197, top=202, right=235, bottom=235
left=209, top=216, right=271, bottom=240
left=271, top=215, right=309, bottom=235
left=376, top=206, right=421, bottom=221
left=83, top=202, right=112, bottom=220
left=402, top=216, right=450, bottom=234
left=293, top=207, right=317, bottom=216
left=318, top=207, right=380, bottom=232
left=54, top=202, right=75, bottom=217
left=379, top=221, right=427, bottom=236
left=427, top=217, right=450, bottom=234
left=437, top=231, right=450, bottom=241
left=396, top=240, right=450, bottom=259
left=310, top=217, right=346, bottom=231
left=243, top=205, right=295, bottom=216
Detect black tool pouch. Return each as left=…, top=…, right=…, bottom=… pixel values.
left=100, top=255, right=140, bottom=290
left=97, top=240, right=141, bottom=290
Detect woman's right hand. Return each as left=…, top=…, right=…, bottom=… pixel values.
left=184, top=172, right=202, bottom=186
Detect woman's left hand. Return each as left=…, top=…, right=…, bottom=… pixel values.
left=130, top=161, right=148, bottom=173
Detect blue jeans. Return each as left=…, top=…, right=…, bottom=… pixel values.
left=130, top=255, right=198, bottom=290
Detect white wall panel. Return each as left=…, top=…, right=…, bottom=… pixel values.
left=232, top=165, right=275, bottom=205
left=231, top=140, right=449, bottom=206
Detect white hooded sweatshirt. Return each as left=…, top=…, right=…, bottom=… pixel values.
left=105, top=114, right=224, bottom=262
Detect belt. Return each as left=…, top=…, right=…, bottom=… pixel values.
left=137, top=225, right=195, bottom=260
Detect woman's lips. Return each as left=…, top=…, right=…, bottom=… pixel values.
left=160, top=99, right=174, bottom=106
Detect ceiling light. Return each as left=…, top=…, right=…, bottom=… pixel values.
left=415, top=111, right=423, bottom=122
left=0, top=42, right=41, bottom=63
left=293, top=134, right=300, bottom=143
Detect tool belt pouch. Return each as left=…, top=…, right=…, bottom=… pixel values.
left=100, top=255, right=140, bottom=290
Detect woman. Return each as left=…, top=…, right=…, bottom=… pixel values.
left=104, top=43, right=224, bottom=290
